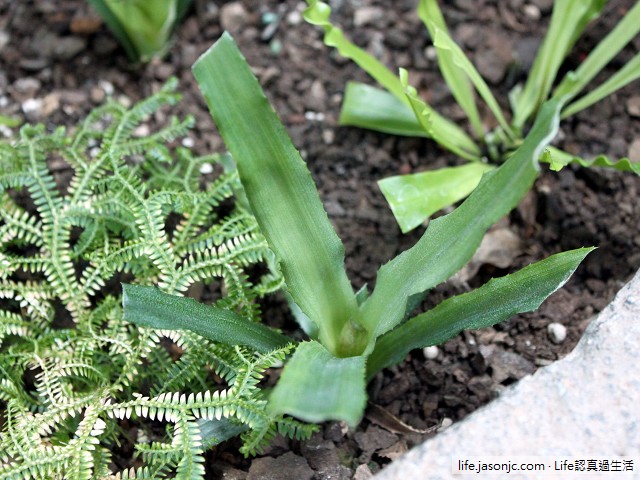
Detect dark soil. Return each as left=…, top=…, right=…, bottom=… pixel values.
left=1, top=0, right=639, bottom=478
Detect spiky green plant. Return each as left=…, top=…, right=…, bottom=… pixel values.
left=305, top=0, right=640, bottom=232
left=125, top=34, right=592, bottom=428
left=0, top=79, right=314, bottom=480
left=87, top=0, right=193, bottom=62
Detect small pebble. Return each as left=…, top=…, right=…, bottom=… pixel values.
left=0, top=125, right=12, bottom=138
left=0, top=30, right=9, bottom=52
left=626, top=95, right=640, bottom=117
left=322, top=129, right=335, bottom=145
left=99, top=80, right=114, bottom=97
left=423, top=345, right=440, bottom=360
left=304, top=111, right=325, bottom=122
left=287, top=10, right=302, bottom=25
left=547, top=322, right=567, bottom=344
left=181, top=137, right=194, bottom=148
left=424, top=46, right=437, bottom=61
left=21, top=98, right=42, bottom=114
left=133, top=124, right=150, bottom=138
left=14, top=77, right=41, bottom=93
left=438, top=417, right=453, bottom=432
left=628, top=138, right=640, bottom=163
left=220, top=2, right=248, bottom=32
left=199, top=163, right=214, bottom=174
left=523, top=4, right=541, bottom=20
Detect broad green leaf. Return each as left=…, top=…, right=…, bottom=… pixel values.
left=122, top=284, right=290, bottom=352
left=543, top=147, right=640, bottom=174
left=418, top=0, right=483, bottom=138
left=198, top=418, right=249, bottom=449
left=361, top=99, right=563, bottom=338
left=269, top=341, right=367, bottom=426
left=400, top=70, right=482, bottom=162
left=553, top=1, right=640, bottom=104
left=339, top=82, right=427, bottom=137
left=561, top=54, right=640, bottom=119
left=303, top=1, right=406, bottom=102
left=512, top=0, right=606, bottom=128
left=367, top=248, right=594, bottom=378
left=193, top=33, right=363, bottom=357
left=379, top=162, right=494, bottom=233
left=89, top=0, right=189, bottom=61
left=433, top=28, right=515, bottom=140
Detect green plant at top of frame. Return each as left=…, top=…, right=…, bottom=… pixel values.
left=88, top=0, right=193, bottom=62
left=124, top=33, right=594, bottom=428
left=305, top=0, right=640, bottom=232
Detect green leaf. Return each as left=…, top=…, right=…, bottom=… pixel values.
left=198, top=418, right=249, bottom=449
left=360, top=99, right=563, bottom=338
left=193, top=33, right=363, bottom=357
left=122, top=284, right=290, bottom=352
left=303, top=1, right=407, bottom=102
left=399, top=70, right=482, bottom=162
left=561, top=53, right=640, bottom=119
left=367, top=247, right=594, bottom=378
left=543, top=147, right=640, bottom=174
left=553, top=1, right=640, bottom=105
left=512, top=0, right=606, bottom=128
left=379, top=162, right=494, bottom=233
left=88, top=0, right=191, bottom=61
left=339, top=82, right=427, bottom=137
left=432, top=28, right=515, bottom=140
left=418, top=0, right=483, bottom=138
left=269, top=341, right=367, bottom=426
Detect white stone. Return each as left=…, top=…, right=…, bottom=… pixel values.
left=423, top=345, right=439, bottom=360
left=21, top=98, right=42, bottom=114
left=199, top=163, right=214, bottom=175
left=220, top=2, right=248, bottom=32
left=547, top=322, right=567, bottom=344
left=354, top=7, right=384, bottom=27
left=626, top=95, right=640, bottom=117
left=424, top=46, right=437, bottom=61
left=286, top=10, right=302, bottom=25
left=523, top=4, right=541, bottom=20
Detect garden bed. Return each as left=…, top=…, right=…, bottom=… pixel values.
left=0, top=0, right=638, bottom=477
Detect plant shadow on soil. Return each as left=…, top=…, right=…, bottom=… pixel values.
left=0, top=0, right=638, bottom=478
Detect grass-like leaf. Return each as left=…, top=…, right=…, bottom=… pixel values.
left=378, top=162, right=494, bottom=233
left=87, top=0, right=192, bottom=61
left=367, top=247, right=594, bottom=378
left=303, top=0, right=406, bottom=102
left=433, top=28, right=515, bottom=140
left=544, top=147, right=640, bottom=174
left=339, top=82, right=426, bottom=137
left=561, top=53, right=640, bottom=118
left=418, top=0, right=483, bottom=137
left=400, top=69, right=482, bottom=162
left=268, top=341, right=366, bottom=426
left=122, top=284, right=290, bottom=352
left=360, top=99, right=562, bottom=337
left=193, top=33, right=364, bottom=357
left=512, top=0, right=606, bottom=128
left=553, top=1, right=640, bottom=105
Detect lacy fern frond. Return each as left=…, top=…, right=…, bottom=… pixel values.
left=0, top=81, right=313, bottom=479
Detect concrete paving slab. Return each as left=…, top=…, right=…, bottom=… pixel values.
left=375, top=270, right=640, bottom=480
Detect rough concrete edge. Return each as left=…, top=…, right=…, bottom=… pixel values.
left=374, top=269, right=640, bottom=480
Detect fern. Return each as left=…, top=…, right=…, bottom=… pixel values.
left=0, top=80, right=314, bottom=479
